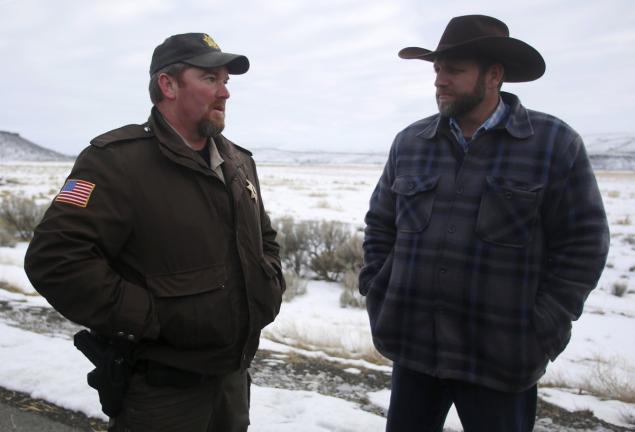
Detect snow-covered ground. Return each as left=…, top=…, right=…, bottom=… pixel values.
left=1, top=162, right=634, bottom=429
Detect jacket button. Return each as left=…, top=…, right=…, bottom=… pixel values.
left=456, top=187, right=463, bottom=195
left=505, top=191, right=513, bottom=199
left=116, top=331, right=125, bottom=338
left=439, top=267, right=447, bottom=274
left=127, top=334, right=135, bottom=341
left=447, top=225, right=456, bottom=233
left=408, top=182, right=415, bottom=190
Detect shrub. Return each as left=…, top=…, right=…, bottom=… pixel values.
left=0, top=195, right=46, bottom=241
left=273, top=218, right=365, bottom=284
left=340, top=270, right=366, bottom=309
left=306, top=220, right=351, bottom=281
left=282, top=271, right=308, bottom=302
left=0, top=225, right=17, bottom=247
left=272, top=217, right=311, bottom=276
left=335, top=233, right=364, bottom=273
left=612, top=281, right=628, bottom=297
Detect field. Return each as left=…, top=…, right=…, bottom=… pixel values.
left=0, top=162, right=634, bottom=429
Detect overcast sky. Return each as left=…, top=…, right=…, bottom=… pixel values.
left=1, top=0, right=634, bottom=156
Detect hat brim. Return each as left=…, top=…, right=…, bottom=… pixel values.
left=184, top=51, right=250, bottom=75
left=398, top=37, right=545, bottom=82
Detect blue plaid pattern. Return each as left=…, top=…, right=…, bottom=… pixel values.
left=360, top=92, right=609, bottom=392
left=449, top=98, right=510, bottom=151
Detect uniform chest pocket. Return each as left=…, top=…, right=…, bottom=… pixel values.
left=391, top=175, right=440, bottom=233
left=476, top=176, right=543, bottom=248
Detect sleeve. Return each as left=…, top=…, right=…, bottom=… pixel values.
left=24, top=145, right=159, bottom=341
left=250, top=158, right=285, bottom=292
left=359, top=139, right=398, bottom=295
left=534, top=134, right=610, bottom=360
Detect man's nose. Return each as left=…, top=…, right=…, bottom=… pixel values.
left=434, top=71, right=447, bottom=87
left=218, top=83, right=230, bottom=99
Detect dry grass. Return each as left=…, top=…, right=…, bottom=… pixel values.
left=0, top=281, right=37, bottom=296
left=262, top=324, right=390, bottom=366
left=579, top=355, right=635, bottom=403
left=314, top=199, right=332, bottom=209
left=541, top=354, right=635, bottom=404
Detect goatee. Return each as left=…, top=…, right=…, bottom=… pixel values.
left=197, top=120, right=224, bottom=138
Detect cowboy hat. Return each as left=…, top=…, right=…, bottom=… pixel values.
left=399, top=15, right=545, bottom=82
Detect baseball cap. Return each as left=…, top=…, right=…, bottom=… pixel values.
left=150, top=33, right=249, bottom=75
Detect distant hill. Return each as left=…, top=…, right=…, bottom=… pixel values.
left=1, top=130, right=634, bottom=170
left=584, top=133, right=635, bottom=170
left=250, top=147, right=388, bottom=165
left=0, top=131, right=73, bottom=162
left=251, top=134, right=635, bottom=170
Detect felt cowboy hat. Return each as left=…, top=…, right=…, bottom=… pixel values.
left=399, top=15, right=545, bottom=82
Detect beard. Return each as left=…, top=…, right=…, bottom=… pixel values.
left=197, top=118, right=224, bottom=138
left=437, top=73, right=486, bottom=118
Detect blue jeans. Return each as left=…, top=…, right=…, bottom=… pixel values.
left=386, top=364, right=537, bottom=432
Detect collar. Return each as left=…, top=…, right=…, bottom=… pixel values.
left=449, top=96, right=508, bottom=138
left=160, top=117, right=225, bottom=172
left=449, top=97, right=509, bottom=150
left=148, top=107, right=244, bottom=180
left=417, top=91, right=534, bottom=140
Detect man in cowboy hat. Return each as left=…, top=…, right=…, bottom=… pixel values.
left=25, top=33, right=284, bottom=431
left=360, top=15, right=609, bottom=431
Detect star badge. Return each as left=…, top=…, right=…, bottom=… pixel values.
left=246, top=179, right=258, bottom=203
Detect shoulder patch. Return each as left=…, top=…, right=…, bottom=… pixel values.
left=91, top=124, right=154, bottom=148
left=55, top=179, right=96, bottom=208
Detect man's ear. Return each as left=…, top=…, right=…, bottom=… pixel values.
left=488, top=63, right=505, bottom=90
left=157, top=73, right=178, bottom=100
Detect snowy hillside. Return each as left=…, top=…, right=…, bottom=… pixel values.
left=2, top=130, right=635, bottom=169
left=585, top=133, right=635, bottom=170
left=0, top=131, right=73, bottom=162
left=249, top=147, right=388, bottom=165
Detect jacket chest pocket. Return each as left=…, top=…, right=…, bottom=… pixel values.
left=146, top=265, right=235, bottom=349
left=391, top=175, right=440, bottom=233
left=476, top=176, right=543, bottom=248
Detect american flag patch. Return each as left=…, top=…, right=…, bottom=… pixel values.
left=55, top=179, right=96, bottom=208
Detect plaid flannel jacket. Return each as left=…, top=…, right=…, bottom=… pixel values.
left=360, top=92, right=610, bottom=392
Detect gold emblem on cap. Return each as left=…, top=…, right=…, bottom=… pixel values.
left=202, top=34, right=220, bottom=49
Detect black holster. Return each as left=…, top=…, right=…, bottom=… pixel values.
left=73, top=329, right=134, bottom=417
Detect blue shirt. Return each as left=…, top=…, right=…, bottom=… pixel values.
left=449, top=98, right=510, bottom=152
